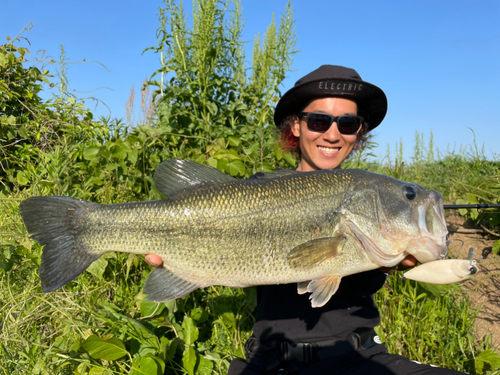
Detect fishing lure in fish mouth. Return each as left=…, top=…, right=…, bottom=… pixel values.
left=402, top=247, right=481, bottom=284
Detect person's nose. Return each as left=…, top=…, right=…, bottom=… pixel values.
left=322, top=122, right=341, bottom=142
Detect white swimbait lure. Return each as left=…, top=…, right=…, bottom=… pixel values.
left=403, top=259, right=478, bottom=284
left=403, top=247, right=480, bottom=284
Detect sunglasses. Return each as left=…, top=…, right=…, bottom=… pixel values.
left=299, top=112, right=363, bottom=134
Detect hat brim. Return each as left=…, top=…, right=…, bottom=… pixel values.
left=274, top=78, right=387, bottom=132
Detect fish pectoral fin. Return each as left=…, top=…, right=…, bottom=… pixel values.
left=154, top=159, right=236, bottom=198
left=307, top=275, right=342, bottom=308
left=287, top=237, right=345, bottom=269
left=297, top=281, right=310, bottom=295
left=144, top=267, right=201, bottom=302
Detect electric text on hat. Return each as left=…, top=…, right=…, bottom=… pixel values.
left=318, top=82, right=363, bottom=92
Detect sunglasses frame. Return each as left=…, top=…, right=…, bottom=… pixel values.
left=298, top=112, right=364, bottom=134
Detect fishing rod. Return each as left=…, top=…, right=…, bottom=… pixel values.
left=444, top=204, right=500, bottom=210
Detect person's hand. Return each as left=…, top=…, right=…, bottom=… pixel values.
left=145, top=254, right=164, bottom=267
left=379, top=255, right=418, bottom=274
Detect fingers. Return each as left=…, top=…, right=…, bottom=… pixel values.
left=396, top=255, right=418, bottom=271
left=379, top=255, right=419, bottom=274
left=145, top=254, right=164, bottom=267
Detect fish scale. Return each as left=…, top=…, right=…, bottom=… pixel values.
left=19, top=158, right=448, bottom=307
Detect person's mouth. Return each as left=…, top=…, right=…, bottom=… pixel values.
left=317, top=146, right=340, bottom=155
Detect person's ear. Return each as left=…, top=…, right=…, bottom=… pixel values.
left=291, top=116, right=300, bottom=137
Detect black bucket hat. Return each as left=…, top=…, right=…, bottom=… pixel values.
left=274, top=65, right=387, bottom=131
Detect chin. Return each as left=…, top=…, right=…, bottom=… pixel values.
left=316, top=156, right=344, bottom=170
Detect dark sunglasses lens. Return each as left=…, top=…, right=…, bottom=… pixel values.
left=307, top=114, right=332, bottom=132
left=337, top=117, right=360, bottom=134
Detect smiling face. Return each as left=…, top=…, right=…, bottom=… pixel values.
left=292, top=97, right=360, bottom=172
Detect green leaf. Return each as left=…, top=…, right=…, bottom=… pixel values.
left=189, top=307, right=208, bottom=324
left=165, top=338, right=180, bottom=362
left=140, top=299, right=165, bottom=318
left=418, top=282, right=455, bottom=297
left=221, top=312, right=236, bottom=327
left=0, top=260, right=14, bottom=272
left=225, top=159, right=245, bottom=177
left=206, top=157, right=218, bottom=169
left=465, top=193, right=479, bottom=203
left=112, top=142, right=130, bottom=160
left=217, top=159, right=228, bottom=173
left=259, top=162, right=274, bottom=173
left=82, top=335, right=127, bottom=361
left=125, top=253, right=140, bottom=278
left=493, top=240, right=500, bottom=255
left=130, top=357, right=162, bottom=375
left=182, top=316, right=199, bottom=345
left=197, top=356, right=213, bottom=375
left=228, top=135, right=242, bottom=147
left=16, top=171, right=29, bottom=185
left=476, top=349, right=500, bottom=370
left=274, top=144, right=284, bottom=160
left=206, top=101, right=218, bottom=116
left=182, top=346, right=197, bottom=375
left=88, top=368, right=111, bottom=375
left=283, top=152, right=297, bottom=166
left=86, top=257, right=108, bottom=280
left=244, top=287, right=258, bottom=311
left=84, top=147, right=100, bottom=161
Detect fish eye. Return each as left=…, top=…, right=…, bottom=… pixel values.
left=404, top=186, right=416, bottom=200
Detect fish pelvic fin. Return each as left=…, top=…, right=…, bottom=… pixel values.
left=19, top=196, right=101, bottom=292
left=144, top=267, right=202, bottom=302
left=297, top=281, right=310, bottom=295
left=287, top=237, right=345, bottom=270
left=307, top=275, right=342, bottom=308
left=154, top=159, right=236, bottom=198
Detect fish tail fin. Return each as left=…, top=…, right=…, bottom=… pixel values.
left=19, top=196, right=101, bottom=292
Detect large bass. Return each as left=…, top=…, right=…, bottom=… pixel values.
left=20, top=159, right=448, bottom=307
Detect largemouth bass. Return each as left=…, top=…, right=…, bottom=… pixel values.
left=19, top=159, right=448, bottom=307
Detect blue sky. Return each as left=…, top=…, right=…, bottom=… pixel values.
left=1, top=0, right=499, bottom=162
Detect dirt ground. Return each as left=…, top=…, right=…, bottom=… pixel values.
left=446, top=212, right=500, bottom=348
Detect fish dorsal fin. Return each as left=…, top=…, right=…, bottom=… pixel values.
left=287, top=237, right=345, bottom=270
left=248, top=169, right=300, bottom=181
left=154, top=159, right=236, bottom=198
left=144, top=267, right=202, bottom=302
left=307, top=275, right=342, bottom=307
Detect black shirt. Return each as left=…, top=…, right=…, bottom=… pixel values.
left=252, top=270, right=387, bottom=346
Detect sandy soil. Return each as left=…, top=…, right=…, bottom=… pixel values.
left=446, top=212, right=500, bottom=348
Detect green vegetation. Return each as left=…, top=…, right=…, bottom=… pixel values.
left=1, top=1, right=500, bottom=374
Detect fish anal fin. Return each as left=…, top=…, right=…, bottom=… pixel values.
left=144, top=267, right=202, bottom=302
left=287, top=237, right=345, bottom=269
left=154, top=159, right=236, bottom=198
left=308, top=275, right=342, bottom=308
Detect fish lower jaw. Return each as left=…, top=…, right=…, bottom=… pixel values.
left=405, top=237, right=446, bottom=263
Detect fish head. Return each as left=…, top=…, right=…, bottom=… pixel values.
left=343, top=172, right=448, bottom=266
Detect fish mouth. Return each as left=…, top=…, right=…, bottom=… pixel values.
left=411, top=192, right=449, bottom=263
